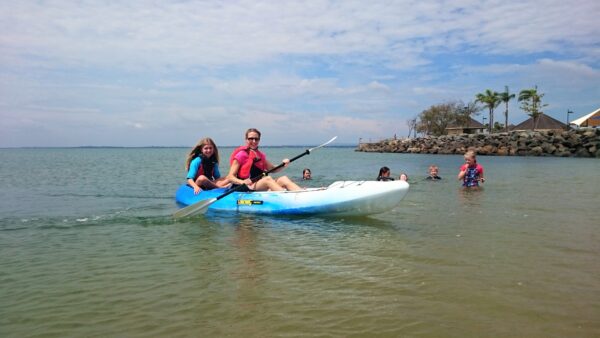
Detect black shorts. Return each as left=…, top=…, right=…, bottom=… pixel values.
left=231, top=184, right=252, bottom=192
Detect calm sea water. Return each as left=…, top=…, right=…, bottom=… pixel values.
left=1, top=147, right=598, bottom=337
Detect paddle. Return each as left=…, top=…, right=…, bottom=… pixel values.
left=173, top=136, right=337, bottom=219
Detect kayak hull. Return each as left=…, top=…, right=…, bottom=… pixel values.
left=175, top=180, right=409, bottom=216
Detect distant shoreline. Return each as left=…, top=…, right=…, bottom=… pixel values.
left=0, top=145, right=357, bottom=149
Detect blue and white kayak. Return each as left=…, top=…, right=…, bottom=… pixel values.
left=175, top=180, right=409, bottom=216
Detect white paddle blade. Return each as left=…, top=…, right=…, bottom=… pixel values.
left=309, top=136, right=337, bottom=152
left=173, top=197, right=217, bottom=219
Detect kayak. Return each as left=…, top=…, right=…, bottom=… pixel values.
left=175, top=180, right=409, bottom=216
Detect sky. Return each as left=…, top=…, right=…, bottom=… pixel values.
left=1, top=0, right=599, bottom=147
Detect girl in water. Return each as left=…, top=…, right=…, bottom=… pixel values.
left=458, top=150, right=485, bottom=187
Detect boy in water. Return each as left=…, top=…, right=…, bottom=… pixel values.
left=458, top=151, right=485, bottom=187
left=426, top=165, right=441, bottom=180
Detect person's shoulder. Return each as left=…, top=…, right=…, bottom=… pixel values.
left=234, top=148, right=248, bottom=159
left=255, top=148, right=267, bottom=158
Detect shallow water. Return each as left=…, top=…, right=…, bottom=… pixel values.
left=1, top=147, right=598, bottom=337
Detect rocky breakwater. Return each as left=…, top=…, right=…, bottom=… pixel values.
left=357, top=129, right=600, bottom=158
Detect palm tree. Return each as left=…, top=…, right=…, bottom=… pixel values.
left=518, top=86, right=547, bottom=130
left=475, top=89, right=500, bottom=133
left=498, top=86, right=515, bottom=132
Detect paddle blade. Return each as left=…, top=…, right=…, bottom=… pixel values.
left=309, top=136, right=337, bottom=152
left=173, top=197, right=217, bottom=219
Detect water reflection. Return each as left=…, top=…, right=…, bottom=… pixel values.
left=229, top=216, right=263, bottom=284
left=456, top=186, right=485, bottom=209
left=205, top=211, right=396, bottom=232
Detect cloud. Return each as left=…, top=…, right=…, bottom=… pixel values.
left=536, top=59, right=600, bottom=78
left=206, top=75, right=344, bottom=99
left=459, top=58, right=600, bottom=93
left=0, top=0, right=598, bottom=146
left=3, top=1, right=598, bottom=70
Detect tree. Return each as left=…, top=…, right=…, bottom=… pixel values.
left=416, top=102, right=464, bottom=136
left=518, top=86, right=548, bottom=130
left=475, top=89, right=500, bottom=133
left=493, top=121, right=505, bottom=132
left=454, top=105, right=471, bottom=129
left=462, top=101, right=483, bottom=126
left=406, top=117, right=417, bottom=138
left=498, top=86, right=515, bottom=132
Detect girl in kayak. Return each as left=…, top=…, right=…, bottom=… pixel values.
left=185, top=137, right=230, bottom=194
left=458, top=150, right=485, bottom=187
left=227, top=128, right=302, bottom=192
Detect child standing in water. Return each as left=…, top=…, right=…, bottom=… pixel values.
left=458, top=150, right=485, bottom=187
left=185, top=137, right=229, bottom=194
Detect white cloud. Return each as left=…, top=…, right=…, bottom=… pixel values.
left=2, top=1, right=598, bottom=70
left=536, top=59, right=600, bottom=79
left=0, top=0, right=598, bottom=146
left=460, top=58, right=600, bottom=90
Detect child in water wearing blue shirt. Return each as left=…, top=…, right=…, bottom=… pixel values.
left=458, top=150, right=485, bottom=187
left=185, top=137, right=230, bottom=194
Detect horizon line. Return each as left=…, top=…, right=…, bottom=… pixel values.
left=0, top=144, right=358, bottom=149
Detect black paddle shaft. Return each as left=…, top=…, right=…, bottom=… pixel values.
left=264, top=149, right=310, bottom=174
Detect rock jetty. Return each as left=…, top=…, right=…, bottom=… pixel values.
left=357, top=129, right=600, bottom=158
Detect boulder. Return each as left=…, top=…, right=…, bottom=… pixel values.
left=482, top=144, right=496, bottom=154
left=575, top=147, right=592, bottom=158
left=529, top=146, right=544, bottom=156
left=541, top=143, right=557, bottom=154
left=497, top=146, right=509, bottom=156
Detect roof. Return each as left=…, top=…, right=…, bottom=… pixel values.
left=511, top=114, right=567, bottom=131
left=570, top=108, right=600, bottom=127
left=446, top=118, right=485, bottom=130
